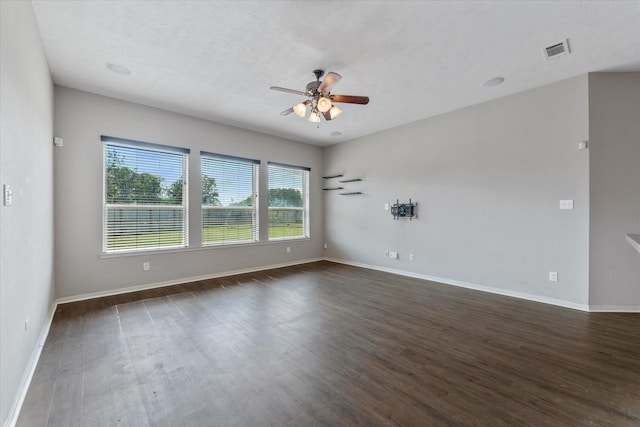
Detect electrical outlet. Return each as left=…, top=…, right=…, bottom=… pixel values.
left=24, top=318, right=29, bottom=332
left=549, top=271, right=558, bottom=282
left=384, top=251, right=389, bottom=257
left=143, top=262, right=150, bottom=271
left=409, top=254, right=415, bottom=261
left=389, top=251, right=398, bottom=259
left=323, top=243, right=327, bottom=249
left=559, top=200, right=574, bottom=210
left=384, top=203, right=389, bottom=210
left=286, top=246, right=291, bottom=253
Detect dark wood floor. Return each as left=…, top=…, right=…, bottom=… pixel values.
left=17, top=261, right=640, bottom=426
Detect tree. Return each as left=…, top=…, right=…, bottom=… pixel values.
left=269, top=188, right=302, bottom=207
left=201, top=176, right=220, bottom=206
left=136, top=172, right=163, bottom=203
left=166, top=179, right=184, bottom=204
left=231, top=195, right=253, bottom=207
left=106, top=163, right=163, bottom=204
left=106, top=148, right=165, bottom=204
left=268, top=188, right=303, bottom=226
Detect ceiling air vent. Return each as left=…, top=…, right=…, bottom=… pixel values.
left=543, top=39, right=570, bottom=60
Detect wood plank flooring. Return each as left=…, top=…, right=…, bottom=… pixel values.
left=17, top=261, right=640, bottom=426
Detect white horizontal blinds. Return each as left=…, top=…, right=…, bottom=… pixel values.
left=201, top=152, right=259, bottom=245
left=102, top=136, right=189, bottom=253
left=268, top=162, right=310, bottom=240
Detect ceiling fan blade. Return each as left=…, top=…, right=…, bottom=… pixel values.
left=280, top=106, right=295, bottom=116
left=270, top=86, right=308, bottom=96
left=321, top=110, right=334, bottom=121
left=318, top=72, right=342, bottom=94
left=330, top=94, right=370, bottom=105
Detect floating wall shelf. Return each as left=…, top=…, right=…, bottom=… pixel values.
left=323, top=174, right=363, bottom=195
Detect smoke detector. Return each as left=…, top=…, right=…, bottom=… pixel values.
left=543, top=39, right=571, bottom=60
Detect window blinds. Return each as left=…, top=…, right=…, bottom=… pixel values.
left=201, top=152, right=259, bottom=245
left=267, top=163, right=310, bottom=240
left=102, top=136, right=189, bottom=253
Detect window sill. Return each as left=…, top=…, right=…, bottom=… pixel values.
left=100, top=238, right=311, bottom=259
left=268, top=236, right=310, bottom=242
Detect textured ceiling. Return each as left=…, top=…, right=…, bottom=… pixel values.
left=31, top=1, right=640, bottom=146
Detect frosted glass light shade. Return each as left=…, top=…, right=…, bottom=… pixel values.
left=308, top=110, right=321, bottom=123
left=293, top=102, right=307, bottom=117
left=329, top=105, right=343, bottom=120
left=317, top=97, right=332, bottom=113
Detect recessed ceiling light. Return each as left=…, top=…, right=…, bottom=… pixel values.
left=106, top=63, right=132, bottom=75
left=330, top=131, right=342, bottom=137
left=482, top=76, right=504, bottom=87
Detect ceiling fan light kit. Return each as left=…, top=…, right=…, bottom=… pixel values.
left=308, top=110, right=321, bottom=123
left=317, top=97, right=332, bottom=113
left=293, top=102, right=307, bottom=117
left=329, top=105, right=342, bottom=120
left=271, top=69, right=369, bottom=125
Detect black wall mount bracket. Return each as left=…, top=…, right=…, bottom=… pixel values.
left=391, top=199, right=416, bottom=220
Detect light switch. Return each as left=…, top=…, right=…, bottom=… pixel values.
left=3, top=184, right=12, bottom=207
left=559, top=200, right=574, bottom=210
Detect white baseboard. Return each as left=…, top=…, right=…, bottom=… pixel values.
left=324, top=257, right=593, bottom=312
left=55, top=257, right=324, bottom=305
left=3, top=302, right=57, bottom=427
left=588, top=305, right=640, bottom=313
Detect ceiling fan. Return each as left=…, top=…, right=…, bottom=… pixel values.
left=270, top=70, right=369, bottom=123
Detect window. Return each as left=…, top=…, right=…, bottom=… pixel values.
left=201, top=153, right=259, bottom=245
left=268, top=162, right=310, bottom=240
left=102, top=136, right=189, bottom=253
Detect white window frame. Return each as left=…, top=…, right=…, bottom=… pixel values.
left=268, top=162, right=310, bottom=241
left=201, top=152, right=260, bottom=246
left=101, top=135, right=189, bottom=254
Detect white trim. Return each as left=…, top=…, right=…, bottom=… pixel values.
left=99, top=237, right=311, bottom=258
left=102, top=142, right=189, bottom=254
left=3, top=303, right=57, bottom=427
left=324, top=257, right=591, bottom=312
left=588, top=305, right=640, bottom=313
left=55, top=258, right=323, bottom=304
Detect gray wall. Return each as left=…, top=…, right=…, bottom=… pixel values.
left=54, top=87, right=324, bottom=299
left=0, top=1, right=55, bottom=425
left=324, top=76, right=591, bottom=308
left=589, top=73, right=640, bottom=309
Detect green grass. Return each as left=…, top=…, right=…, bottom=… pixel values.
left=107, top=224, right=305, bottom=250
left=268, top=224, right=304, bottom=239
left=106, top=230, right=184, bottom=251
left=203, top=225, right=254, bottom=243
